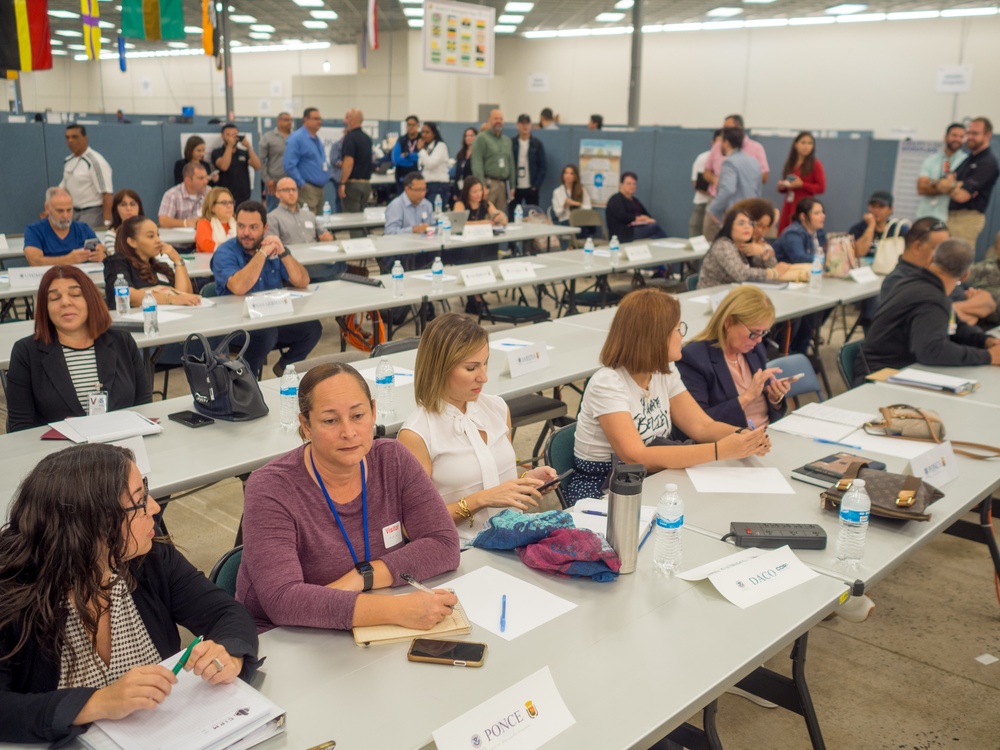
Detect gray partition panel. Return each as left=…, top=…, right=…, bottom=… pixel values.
left=648, top=128, right=716, bottom=238
left=0, top=124, right=49, bottom=235
left=862, top=139, right=898, bottom=216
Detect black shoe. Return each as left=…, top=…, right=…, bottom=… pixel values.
left=272, top=361, right=286, bottom=378
left=465, top=298, right=481, bottom=314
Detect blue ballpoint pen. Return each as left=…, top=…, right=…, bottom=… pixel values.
left=747, top=419, right=756, bottom=430
left=500, top=595, right=507, bottom=633
left=814, top=437, right=864, bottom=451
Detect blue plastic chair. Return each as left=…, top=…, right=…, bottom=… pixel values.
left=838, top=340, right=864, bottom=390
left=209, top=545, right=243, bottom=597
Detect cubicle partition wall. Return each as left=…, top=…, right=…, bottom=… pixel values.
left=0, top=124, right=49, bottom=233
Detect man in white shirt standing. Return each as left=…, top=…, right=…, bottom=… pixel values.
left=689, top=129, right=721, bottom=238
left=59, top=123, right=113, bottom=231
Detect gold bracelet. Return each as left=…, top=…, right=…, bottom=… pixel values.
left=457, top=498, right=474, bottom=527
left=519, top=470, right=530, bottom=479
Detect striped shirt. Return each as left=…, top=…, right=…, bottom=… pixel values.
left=62, top=345, right=100, bottom=410
left=61, top=147, right=114, bottom=209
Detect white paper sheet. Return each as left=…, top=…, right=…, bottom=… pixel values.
left=685, top=466, right=795, bottom=495
left=888, top=366, right=977, bottom=392
left=157, top=298, right=215, bottom=311
left=489, top=338, right=555, bottom=352
left=677, top=547, right=766, bottom=581
left=110, top=436, right=151, bottom=475
left=414, top=272, right=459, bottom=282
left=444, top=566, right=577, bottom=641
left=768, top=415, right=857, bottom=442
left=54, top=412, right=163, bottom=444
left=569, top=498, right=657, bottom=546
left=355, top=365, right=415, bottom=386
left=793, top=403, right=877, bottom=427
left=117, top=311, right=191, bottom=324
left=840, top=428, right=935, bottom=459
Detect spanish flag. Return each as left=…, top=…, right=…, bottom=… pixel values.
left=0, top=0, right=54, bottom=72
left=81, top=0, right=100, bottom=60
left=121, top=0, right=185, bottom=41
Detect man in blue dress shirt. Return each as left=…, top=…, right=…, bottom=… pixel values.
left=211, top=201, right=321, bottom=378
left=383, top=172, right=434, bottom=271
left=283, top=107, right=330, bottom=216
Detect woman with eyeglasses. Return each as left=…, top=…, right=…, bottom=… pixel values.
left=697, top=207, right=792, bottom=289
left=674, top=286, right=790, bottom=440
left=565, top=289, right=771, bottom=505
left=194, top=187, right=236, bottom=254
left=0, top=444, right=259, bottom=744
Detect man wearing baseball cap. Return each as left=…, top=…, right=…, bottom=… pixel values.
left=849, top=190, right=910, bottom=260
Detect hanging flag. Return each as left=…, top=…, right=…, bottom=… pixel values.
left=201, top=0, right=212, bottom=56
left=0, top=0, right=54, bottom=72
left=117, top=33, right=125, bottom=71
left=366, top=0, right=378, bottom=50
left=121, top=0, right=185, bottom=41
left=80, top=0, right=100, bottom=60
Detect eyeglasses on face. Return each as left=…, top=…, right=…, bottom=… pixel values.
left=215, top=199, right=235, bottom=206
left=741, top=322, right=768, bottom=341
left=676, top=321, right=688, bottom=337
left=123, top=477, right=150, bottom=514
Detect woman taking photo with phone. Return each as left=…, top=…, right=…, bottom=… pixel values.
left=674, top=285, right=790, bottom=438
left=237, top=363, right=461, bottom=632
left=0, top=444, right=259, bottom=744
left=398, top=314, right=557, bottom=541
left=565, top=288, right=771, bottom=505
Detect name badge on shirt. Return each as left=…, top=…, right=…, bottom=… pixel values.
left=382, top=521, right=403, bottom=548
left=948, top=309, right=957, bottom=336
left=88, top=391, right=108, bottom=416
left=497, top=157, right=505, bottom=169
left=304, top=221, right=314, bottom=228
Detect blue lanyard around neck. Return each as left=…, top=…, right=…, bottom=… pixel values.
left=310, top=448, right=369, bottom=565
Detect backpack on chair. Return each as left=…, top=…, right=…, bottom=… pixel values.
left=338, top=311, right=386, bottom=353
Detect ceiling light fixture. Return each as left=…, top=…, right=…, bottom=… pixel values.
left=745, top=17, right=788, bottom=27
left=408, top=18, right=424, bottom=27
left=703, top=19, right=745, bottom=29
left=940, top=7, right=997, bottom=16
left=55, top=29, right=83, bottom=36
left=292, top=0, right=324, bottom=6
left=706, top=7, right=743, bottom=17
left=248, top=32, right=272, bottom=39
left=250, top=24, right=276, bottom=31
left=825, top=4, right=867, bottom=15
left=596, top=12, right=626, bottom=22
left=836, top=12, right=885, bottom=22
left=886, top=10, right=940, bottom=20
left=495, top=24, right=516, bottom=32
left=614, top=0, right=634, bottom=8
left=229, top=14, right=257, bottom=23
left=310, top=10, right=338, bottom=19
left=48, top=10, right=80, bottom=18
left=789, top=16, right=836, bottom=24
left=504, top=2, right=534, bottom=12
left=403, top=8, right=424, bottom=16
left=302, top=19, right=328, bottom=28
left=498, top=14, right=524, bottom=23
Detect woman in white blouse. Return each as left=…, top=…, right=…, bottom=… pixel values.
left=417, top=121, right=451, bottom=212
left=551, top=164, right=595, bottom=248
left=399, top=314, right=557, bottom=541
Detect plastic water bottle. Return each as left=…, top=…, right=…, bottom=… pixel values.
left=809, top=251, right=824, bottom=292
left=653, top=483, right=684, bottom=576
left=583, top=237, right=595, bottom=270
left=433, top=194, right=443, bottom=217
left=836, top=479, right=870, bottom=568
left=322, top=200, right=332, bottom=217
left=440, top=215, right=451, bottom=242
left=609, top=235, right=621, bottom=270
left=114, top=274, right=130, bottom=315
left=278, top=364, right=299, bottom=431
left=391, top=260, right=405, bottom=299
left=141, top=290, right=158, bottom=337
left=431, top=256, right=444, bottom=293
left=514, top=204, right=524, bottom=225
left=375, top=358, right=396, bottom=422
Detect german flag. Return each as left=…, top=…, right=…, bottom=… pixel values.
left=0, top=0, right=54, bottom=72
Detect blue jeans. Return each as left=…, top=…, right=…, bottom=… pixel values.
left=242, top=320, right=323, bottom=377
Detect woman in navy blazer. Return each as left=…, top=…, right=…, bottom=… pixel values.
left=675, top=286, right=791, bottom=439
left=6, top=266, right=150, bottom=433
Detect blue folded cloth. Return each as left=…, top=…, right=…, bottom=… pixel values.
left=470, top=509, right=575, bottom=550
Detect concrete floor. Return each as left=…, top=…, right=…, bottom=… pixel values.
left=2, top=271, right=998, bottom=749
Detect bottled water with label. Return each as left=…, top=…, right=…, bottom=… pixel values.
left=836, top=478, right=870, bottom=568
left=653, top=483, right=684, bottom=576
left=141, top=290, right=158, bottom=337
left=609, top=235, right=621, bottom=270
left=391, top=260, right=405, bottom=299
left=375, top=358, right=396, bottom=422
left=431, top=256, right=444, bottom=293
left=440, top=215, right=451, bottom=243
left=583, top=237, right=595, bottom=270
left=279, top=364, right=299, bottom=431
left=114, top=274, right=130, bottom=315
left=322, top=201, right=332, bottom=216
left=433, top=194, right=443, bottom=216
left=809, top=251, right=824, bottom=292
left=514, top=204, right=524, bottom=225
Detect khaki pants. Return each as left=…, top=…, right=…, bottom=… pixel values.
left=343, top=181, right=371, bottom=237
left=702, top=212, right=721, bottom=243
left=298, top=183, right=325, bottom=216
left=484, top=177, right=508, bottom=214
left=688, top=203, right=707, bottom=238
left=948, top=210, right=986, bottom=251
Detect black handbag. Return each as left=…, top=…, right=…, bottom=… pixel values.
left=181, top=331, right=269, bottom=422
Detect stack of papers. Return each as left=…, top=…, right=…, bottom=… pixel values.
left=355, top=364, right=415, bottom=386
left=887, top=367, right=978, bottom=394
left=50, top=412, right=163, bottom=444
left=769, top=403, right=875, bottom=441
left=569, top=497, right=657, bottom=545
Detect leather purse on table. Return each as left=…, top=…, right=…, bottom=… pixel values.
left=819, top=461, right=943, bottom=522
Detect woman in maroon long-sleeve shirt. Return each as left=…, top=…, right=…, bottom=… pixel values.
left=236, top=363, right=461, bottom=633
left=777, top=132, right=826, bottom=232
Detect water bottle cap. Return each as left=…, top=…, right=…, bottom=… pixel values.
left=665, top=483, right=678, bottom=492
left=853, top=479, right=865, bottom=488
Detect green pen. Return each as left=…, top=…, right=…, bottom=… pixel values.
left=171, top=635, right=203, bottom=675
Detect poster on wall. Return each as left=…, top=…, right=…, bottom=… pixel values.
left=423, top=0, right=495, bottom=77
left=579, top=140, right=623, bottom=207
left=890, top=139, right=939, bottom=222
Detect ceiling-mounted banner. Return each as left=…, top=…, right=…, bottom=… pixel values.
left=423, top=0, right=495, bottom=77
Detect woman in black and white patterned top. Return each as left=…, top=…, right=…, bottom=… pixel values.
left=0, top=444, right=260, bottom=744
left=5, top=266, right=151, bottom=432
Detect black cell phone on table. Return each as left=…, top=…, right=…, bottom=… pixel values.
left=536, top=468, right=575, bottom=493
left=168, top=410, right=215, bottom=428
left=407, top=639, right=487, bottom=667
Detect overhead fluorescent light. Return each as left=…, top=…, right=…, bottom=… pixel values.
left=302, top=19, right=328, bottom=28
left=504, top=2, right=534, bottom=12
left=67, top=44, right=86, bottom=50
left=596, top=12, right=626, bottom=21
left=662, top=22, right=703, bottom=31
left=745, top=17, right=788, bottom=27
left=495, top=24, right=516, bottom=33
left=703, top=19, right=745, bottom=29
left=641, top=24, right=663, bottom=32
left=229, top=39, right=242, bottom=45
left=55, top=29, right=83, bottom=36
left=71, top=40, right=331, bottom=61
left=48, top=10, right=80, bottom=18
left=743, top=0, right=777, bottom=3
left=400, top=0, right=424, bottom=3
left=523, top=29, right=558, bottom=37
left=50, top=39, right=64, bottom=45
left=789, top=16, right=835, bottom=25
left=887, top=10, right=939, bottom=20
left=310, top=10, right=338, bottom=19
left=249, top=31, right=272, bottom=39
left=251, top=24, right=276, bottom=31
left=52, top=49, right=69, bottom=55
left=229, top=14, right=257, bottom=23
left=98, top=20, right=114, bottom=28
left=403, top=8, right=424, bottom=16
left=184, top=24, right=202, bottom=33
left=408, top=18, right=424, bottom=27
left=498, top=14, right=524, bottom=23
left=836, top=12, right=885, bottom=22
left=941, top=7, right=997, bottom=16
left=167, top=41, right=189, bottom=47
left=615, top=0, right=634, bottom=8
left=557, top=28, right=592, bottom=36
left=825, top=4, right=867, bottom=15
left=591, top=25, right=632, bottom=35
left=292, top=0, right=324, bottom=6
left=706, top=7, right=743, bottom=17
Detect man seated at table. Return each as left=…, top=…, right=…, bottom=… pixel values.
left=24, top=187, right=107, bottom=266
left=881, top=217, right=996, bottom=326
left=605, top=172, right=666, bottom=244
left=383, top=171, right=434, bottom=271
left=211, top=201, right=322, bottom=378
left=965, top=231, right=1000, bottom=329
left=267, top=177, right=344, bottom=282
left=857, top=238, right=1000, bottom=383
left=158, top=161, right=210, bottom=229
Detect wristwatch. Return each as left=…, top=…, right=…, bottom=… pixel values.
left=355, top=561, right=374, bottom=592
left=278, top=249, right=291, bottom=259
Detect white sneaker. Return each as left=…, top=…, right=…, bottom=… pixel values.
left=836, top=594, right=875, bottom=623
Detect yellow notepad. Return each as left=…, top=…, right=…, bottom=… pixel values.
left=352, top=600, right=471, bottom=647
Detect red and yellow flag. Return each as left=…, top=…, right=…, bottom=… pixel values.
left=0, top=0, right=54, bottom=72
left=81, top=0, right=100, bottom=60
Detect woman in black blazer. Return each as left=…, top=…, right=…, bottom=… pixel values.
left=675, top=286, right=792, bottom=439
left=6, top=266, right=151, bottom=433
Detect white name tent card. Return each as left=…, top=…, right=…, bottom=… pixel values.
left=340, top=237, right=378, bottom=254
left=364, top=207, right=386, bottom=221
left=315, top=241, right=344, bottom=253
left=432, top=666, right=575, bottom=750
left=506, top=341, right=551, bottom=379
left=848, top=266, right=879, bottom=283
left=908, top=441, right=959, bottom=487
left=459, top=266, right=499, bottom=287
left=7, top=266, right=48, bottom=286
left=462, top=223, right=495, bottom=240
left=498, top=261, right=537, bottom=282
left=244, top=293, right=294, bottom=319
left=688, top=235, right=711, bottom=253
left=415, top=272, right=458, bottom=283
left=355, top=364, right=415, bottom=387
left=0, top=234, right=8, bottom=250
left=681, top=546, right=818, bottom=609
left=624, top=243, right=652, bottom=261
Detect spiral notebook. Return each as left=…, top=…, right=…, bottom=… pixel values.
left=352, top=599, right=471, bottom=647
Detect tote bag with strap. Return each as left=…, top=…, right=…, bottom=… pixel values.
left=824, top=233, right=859, bottom=278
left=871, top=219, right=907, bottom=275
left=181, top=331, right=269, bottom=422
